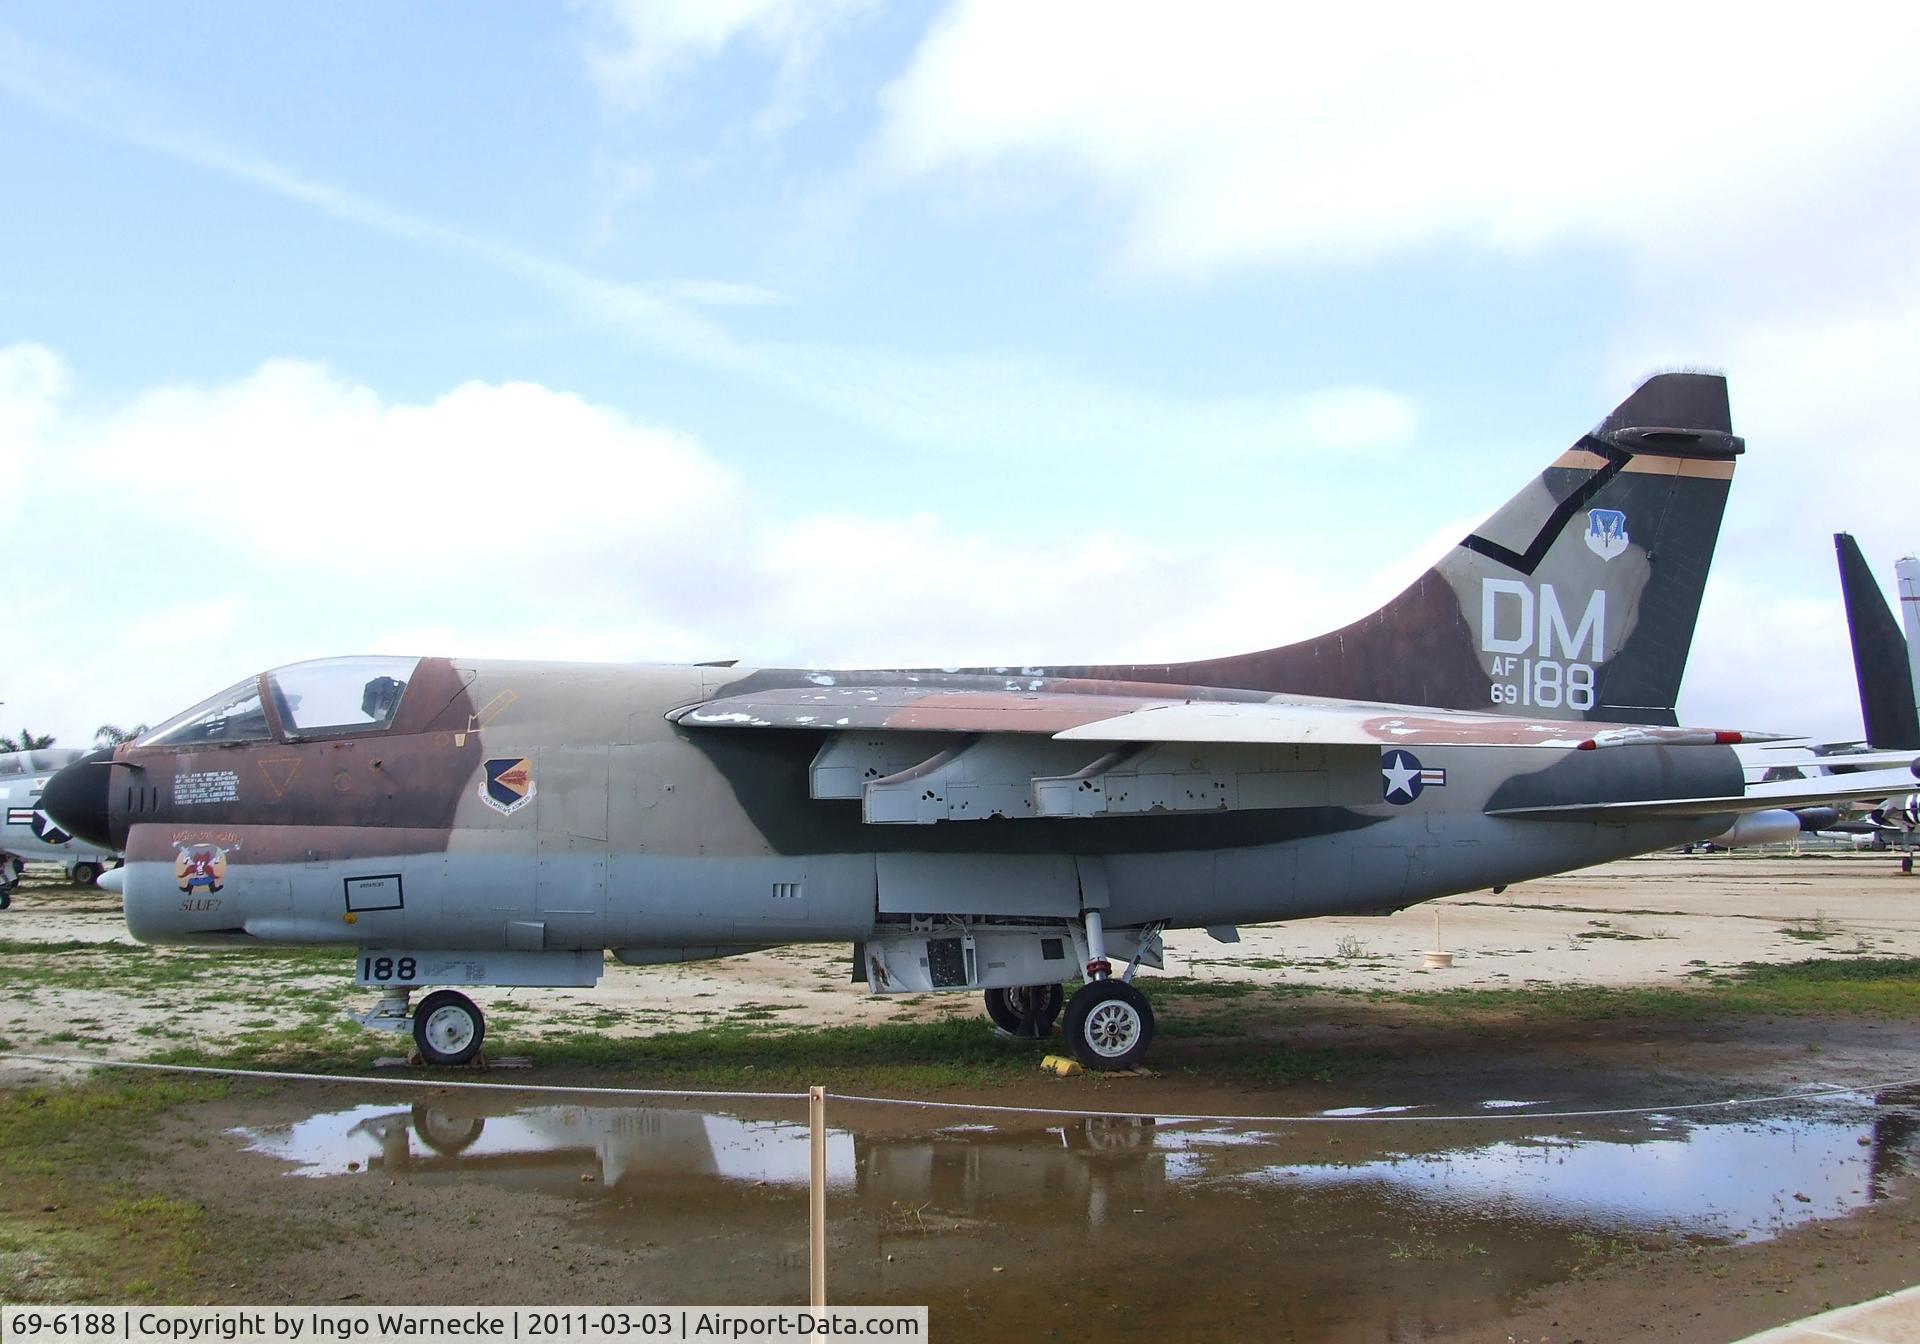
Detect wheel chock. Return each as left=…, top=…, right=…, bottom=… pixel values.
left=1040, top=1054, right=1083, bottom=1077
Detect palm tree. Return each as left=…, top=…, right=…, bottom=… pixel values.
left=0, top=728, right=55, bottom=752
left=94, top=723, right=150, bottom=748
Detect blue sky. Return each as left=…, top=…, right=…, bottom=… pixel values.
left=4, top=2, right=1919, bottom=746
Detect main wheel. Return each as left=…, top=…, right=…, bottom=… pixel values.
left=985, top=984, right=1064, bottom=1037
left=412, top=990, right=486, bottom=1067
left=0, top=889, right=10, bottom=911
left=1063, top=980, right=1155, bottom=1071
left=71, top=862, right=102, bottom=888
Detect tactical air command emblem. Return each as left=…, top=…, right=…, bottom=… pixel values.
left=1584, top=508, right=1629, bottom=561
left=481, top=757, right=536, bottom=815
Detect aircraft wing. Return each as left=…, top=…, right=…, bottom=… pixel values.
left=1486, top=763, right=1920, bottom=822
left=669, top=685, right=1784, bottom=751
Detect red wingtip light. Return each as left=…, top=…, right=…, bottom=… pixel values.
left=1714, top=731, right=1742, bottom=745
left=1577, top=740, right=1598, bottom=751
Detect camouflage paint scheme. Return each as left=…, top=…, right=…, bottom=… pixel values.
left=41, top=373, right=1920, bottom=1060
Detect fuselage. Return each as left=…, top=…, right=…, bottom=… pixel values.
left=46, top=656, right=1743, bottom=954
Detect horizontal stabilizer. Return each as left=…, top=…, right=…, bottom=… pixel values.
left=1487, top=762, right=1920, bottom=823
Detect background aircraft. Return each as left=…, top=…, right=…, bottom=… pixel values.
left=1823, top=534, right=1920, bottom=869
left=0, top=748, right=119, bottom=906
left=42, top=373, right=1920, bottom=1068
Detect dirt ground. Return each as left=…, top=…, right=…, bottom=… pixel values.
left=7, top=849, right=1920, bottom=1342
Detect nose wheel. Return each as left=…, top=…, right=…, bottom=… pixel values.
left=411, top=990, right=487, bottom=1067
left=1063, top=979, right=1155, bottom=1070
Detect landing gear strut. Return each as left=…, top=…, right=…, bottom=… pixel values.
left=1062, top=910, right=1157, bottom=1071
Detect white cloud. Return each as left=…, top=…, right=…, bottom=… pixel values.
left=876, top=2, right=1920, bottom=274
left=0, top=341, right=67, bottom=497
left=578, top=0, right=874, bottom=127
left=71, top=358, right=742, bottom=580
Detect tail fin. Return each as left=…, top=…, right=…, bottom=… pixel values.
left=1836, top=533, right=1920, bottom=750
left=1094, top=372, right=1741, bottom=723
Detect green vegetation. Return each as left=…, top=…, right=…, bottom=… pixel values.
left=1377, top=957, right=1920, bottom=1021
left=0, top=1079, right=228, bottom=1302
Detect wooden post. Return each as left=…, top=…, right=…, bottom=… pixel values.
left=809, top=1085, right=826, bottom=1309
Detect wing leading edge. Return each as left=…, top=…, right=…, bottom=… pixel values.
left=669, top=684, right=1783, bottom=752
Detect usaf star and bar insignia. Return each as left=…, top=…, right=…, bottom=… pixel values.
left=1381, top=749, right=1447, bottom=805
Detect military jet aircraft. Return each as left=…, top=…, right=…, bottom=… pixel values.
left=42, top=372, right=1920, bottom=1069
left=0, top=749, right=120, bottom=906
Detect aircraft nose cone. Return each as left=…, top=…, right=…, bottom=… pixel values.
left=41, top=747, right=116, bottom=850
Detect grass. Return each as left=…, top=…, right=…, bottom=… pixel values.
left=0, top=1078, right=228, bottom=1302
left=1377, top=957, right=1920, bottom=1022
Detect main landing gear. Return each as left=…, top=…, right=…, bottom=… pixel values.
left=351, top=987, right=487, bottom=1067
left=985, top=984, right=1064, bottom=1037
left=1061, top=910, right=1156, bottom=1072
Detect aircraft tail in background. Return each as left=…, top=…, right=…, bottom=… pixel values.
left=1835, top=533, right=1920, bottom=751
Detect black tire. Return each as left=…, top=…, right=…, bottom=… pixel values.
left=985, top=984, right=1064, bottom=1037
left=412, top=990, right=486, bottom=1067
left=1063, top=980, right=1155, bottom=1071
left=412, top=1103, right=486, bottom=1155
left=0, top=889, right=10, bottom=912
left=71, top=862, right=102, bottom=888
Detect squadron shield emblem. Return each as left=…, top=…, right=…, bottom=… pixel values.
left=481, top=757, right=536, bottom=815
left=1584, top=508, right=1629, bottom=561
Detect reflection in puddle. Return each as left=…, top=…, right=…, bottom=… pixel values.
left=229, top=1091, right=1920, bottom=1341
left=242, top=1102, right=858, bottom=1187
left=1253, top=1119, right=1893, bottom=1240
left=235, top=1092, right=1920, bottom=1247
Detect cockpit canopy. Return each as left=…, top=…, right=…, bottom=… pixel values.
left=140, top=656, right=423, bottom=747
left=0, top=748, right=85, bottom=777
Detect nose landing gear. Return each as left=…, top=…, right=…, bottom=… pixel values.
left=412, top=990, right=487, bottom=1067
left=349, top=986, right=488, bottom=1067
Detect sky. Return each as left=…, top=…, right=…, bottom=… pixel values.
left=3, top=1, right=1919, bottom=748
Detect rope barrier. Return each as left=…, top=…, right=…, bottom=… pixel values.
left=5, top=1051, right=1917, bottom=1126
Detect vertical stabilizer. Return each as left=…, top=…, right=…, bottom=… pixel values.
left=1835, top=534, right=1920, bottom=750
left=1060, top=373, right=1742, bottom=723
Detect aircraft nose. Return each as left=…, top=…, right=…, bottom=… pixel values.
left=41, top=747, right=116, bottom=850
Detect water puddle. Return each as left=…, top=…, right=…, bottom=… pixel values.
left=230, top=1088, right=1920, bottom=1340
left=235, top=1089, right=1919, bottom=1243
